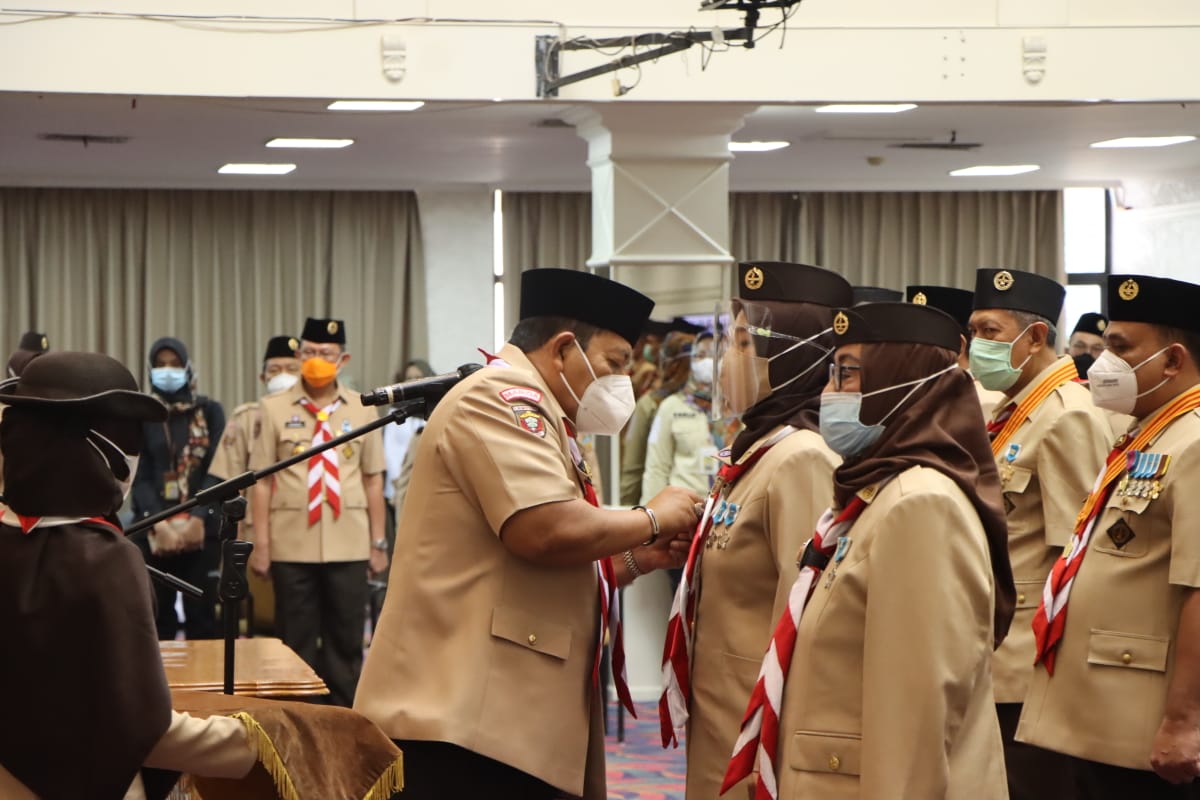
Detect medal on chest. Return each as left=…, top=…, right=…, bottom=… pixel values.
left=1115, top=450, right=1170, bottom=501
left=999, top=443, right=1020, bottom=488
left=704, top=492, right=740, bottom=551
left=824, top=536, right=853, bottom=589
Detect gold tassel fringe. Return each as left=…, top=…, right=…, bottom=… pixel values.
left=230, top=712, right=300, bottom=800
left=360, top=754, right=404, bottom=800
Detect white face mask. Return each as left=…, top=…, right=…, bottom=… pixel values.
left=690, top=357, right=714, bottom=386
left=266, top=372, right=300, bottom=394
left=1086, top=347, right=1170, bottom=414
left=560, top=338, right=636, bottom=435
left=85, top=429, right=140, bottom=501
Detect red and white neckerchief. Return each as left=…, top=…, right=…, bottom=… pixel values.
left=1032, top=385, right=1200, bottom=675
left=659, top=427, right=795, bottom=749
left=986, top=402, right=1016, bottom=441
left=563, top=419, right=636, bottom=718
left=0, top=509, right=121, bottom=536
left=298, top=397, right=342, bottom=527
left=720, top=494, right=870, bottom=800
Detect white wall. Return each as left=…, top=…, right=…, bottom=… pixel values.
left=1113, top=178, right=1200, bottom=281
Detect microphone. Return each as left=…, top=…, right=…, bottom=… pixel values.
left=360, top=363, right=483, bottom=407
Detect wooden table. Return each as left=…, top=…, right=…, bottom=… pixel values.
left=160, top=638, right=328, bottom=698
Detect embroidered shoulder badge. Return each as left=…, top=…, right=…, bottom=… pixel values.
left=500, top=386, right=543, bottom=404
left=510, top=404, right=546, bottom=437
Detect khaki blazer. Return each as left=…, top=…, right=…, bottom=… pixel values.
left=248, top=382, right=385, bottom=563
left=776, top=466, right=1007, bottom=800
left=641, top=392, right=719, bottom=502
left=208, top=401, right=260, bottom=527
left=686, top=426, right=837, bottom=800
left=621, top=391, right=665, bottom=505
left=354, top=344, right=606, bottom=798
left=990, top=356, right=1111, bottom=702
left=1017, top=406, right=1200, bottom=769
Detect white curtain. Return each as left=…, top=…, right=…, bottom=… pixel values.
left=0, top=188, right=425, bottom=407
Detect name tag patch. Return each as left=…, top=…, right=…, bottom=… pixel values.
left=285, top=415, right=305, bottom=429
left=500, top=387, right=543, bottom=405
left=510, top=404, right=546, bottom=438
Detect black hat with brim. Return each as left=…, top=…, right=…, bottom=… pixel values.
left=669, top=316, right=706, bottom=335
left=1107, top=274, right=1200, bottom=334
left=1072, top=312, right=1109, bottom=337
left=832, top=302, right=963, bottom=351
left=973, top=268, right=1064, bottom=321
left=737, top=262, right=854, bottom=307
left=520, top=268, right=655, bottom=347
left=264, top=335, right=300, bottom=361
left=0, top=351, right=168, bottom=422
left=301, top=318, right=346, bottom=345
left=851, top=285, right=904, bottom=306
left=907, top=285, right=974, bottom=331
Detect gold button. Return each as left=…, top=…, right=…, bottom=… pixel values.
left=528, top=634, right=538, bottom=646
left=829, top=755, right=841, bottom=771
left=1018, top=594, right=1026, bottom=604
left=1121, top=651, right=1133, bottom=665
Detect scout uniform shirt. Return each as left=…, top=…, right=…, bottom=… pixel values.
left=641, top=391, right=720, bottom=502
left=1017, top=407, right=1200, bottom=770
left=249, top=381, right=384, bottom=563
left=776, top=467, right=1007, bottom=800
left=989, top=355, right=1111, bottom=702
left=685, top=426, right=837, bottom=800
left=208, top=401, right=261, bottom=528
left=620, top=389, right=668, bottom=505
left=354, top=343, right=606, bottom=799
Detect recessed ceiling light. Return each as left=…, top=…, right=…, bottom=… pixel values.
left=1090, top=135, right=1196, bottom=149
left=218, top=163, right=296, bottom=175
left=814, top=103, right=917, bottom=114
left=729, top=140, right=790, bottom=152
left=266, top=137, right=354, bottom=149
left=949, top=164, right=1041, bottom=177
left=327, top=100, right=424, bottom=112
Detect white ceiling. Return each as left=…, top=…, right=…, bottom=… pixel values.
left=1, top=92, right=1199, bottom=192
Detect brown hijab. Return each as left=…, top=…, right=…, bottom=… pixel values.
left=731, top=300, right=836, bottom=461
left=833, top=342, right=1015, bottom=647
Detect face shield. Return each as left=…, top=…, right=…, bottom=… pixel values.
left=713, top=300, right=834, bottom=420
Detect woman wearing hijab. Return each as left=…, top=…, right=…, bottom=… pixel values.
left=722, top=302, right=1015, bottom=800
left=0, top=352, right=254, bottom=800
left=131, top=336, right=226, bottom=640
left=659, top=262, right=853, bottom=800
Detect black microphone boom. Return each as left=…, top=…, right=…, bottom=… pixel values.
left=360, top=363, right=483, bottom=407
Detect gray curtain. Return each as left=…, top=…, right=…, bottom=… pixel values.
left=730, top=190, right=1064, bottom=287
left=500, top=191, right=592, bottom=335
left=0, top=187, right=425, bottom=407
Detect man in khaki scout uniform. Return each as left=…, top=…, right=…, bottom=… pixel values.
left=1018, top=274, right=1200, bottom=799
left=967, top=267, right=1112, bottom=800
left=355, top=268, right=702, bottom=800
left=248, top=318, right=387, bottom=707
left=207, top=334, right=301, bottom=633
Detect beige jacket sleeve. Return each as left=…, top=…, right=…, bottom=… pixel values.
left=1038, top=407, right=1110, bottom=547
left=765, top=443, right=837, bottom=623
left=640, top=404, right=673, bottom=504
left=859, top=489, right=993, bottom=800
left=143, top=710, right=258, bottom=779
left=620, top=396, right=656, bottom=506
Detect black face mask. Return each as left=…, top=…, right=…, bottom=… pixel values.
left=1073, top=352, right=1096, bottom=381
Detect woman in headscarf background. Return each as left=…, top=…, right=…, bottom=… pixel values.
left=723, top=301, right=1014, bottom=800
left=0, top=352, right=254, bottom=800
left=130, top=336, right=226, bottom=640
left=659, top=262, right=853, bottom=800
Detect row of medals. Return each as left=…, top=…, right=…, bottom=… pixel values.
left=1114, top=451, right=1170, bottom=501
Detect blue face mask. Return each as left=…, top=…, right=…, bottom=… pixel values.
left=150, top=366, right=188, bottom=394
left=819, top=363, right=957, bottom=459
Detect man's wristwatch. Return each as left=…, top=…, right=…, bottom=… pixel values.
left=372, top=538, right=389, bottom=552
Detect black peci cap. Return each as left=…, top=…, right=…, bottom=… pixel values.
left=1071, top=312, right=1109, bottom=337
left=669, top=316, right=706, bottom=335
left=906, top=285, right=974, bottom=331
left=738, top=262, right=854, bottom=307
left=831, top=302, right=963, bottom=351
left=17, top=332, right=49, bottom=353
left=301, top=318, right=346, bottom=345
left=642, top=320, right=673, bottom=338
left=851, top=285, right=903, bottom=306
left=1107, top=274, right=1200, bottom=334
left=264, top=335, right=300, bottom=361
left=973, top=268, right=1064, bottom=321
left=520, top=268, right=655, bottom=347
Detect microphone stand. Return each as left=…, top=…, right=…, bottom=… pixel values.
left=127, top=399, right=427, bottom=694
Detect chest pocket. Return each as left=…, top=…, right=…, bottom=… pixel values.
left=277, top=434, right=311, bottom=461
left=1001, top=464, right=1033, bottom=494
left=1094, top=493, right=1151, bottom=558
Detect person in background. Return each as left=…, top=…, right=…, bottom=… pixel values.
left=0, top=331, right=50, bottom=501
left=620, top=330, right=696, bottom=505
left=851, top=285, right=903, bottom=305
left=1069, top=312, right=1109, bottom=380
left=206, top=334, right=302, bottom=636
left=631, top=320, right=671, bottom=398
left=383, top=358, right=435, bottom=531
left=132, top=336, right=225, bottom=641
left=249, top=318, right=388, bottom=707
left=0, top=352, right=255, bottom=800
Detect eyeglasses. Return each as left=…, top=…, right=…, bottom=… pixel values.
left=828, top=363, right=863, bottom=391
left=298, top=347, right=342, bottom=362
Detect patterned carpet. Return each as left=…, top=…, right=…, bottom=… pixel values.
left=605, top=702, right=686, bottom=800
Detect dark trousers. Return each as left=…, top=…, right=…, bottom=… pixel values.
left=272, top=560, right=367, bottom=707
left=997, top=703, right=1078, bottom=800
left=392, top=739, right=559, bottom=800
left=140, top=538, right=220, bottom=640
left=1072, top=756, right=1200, bottom=799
